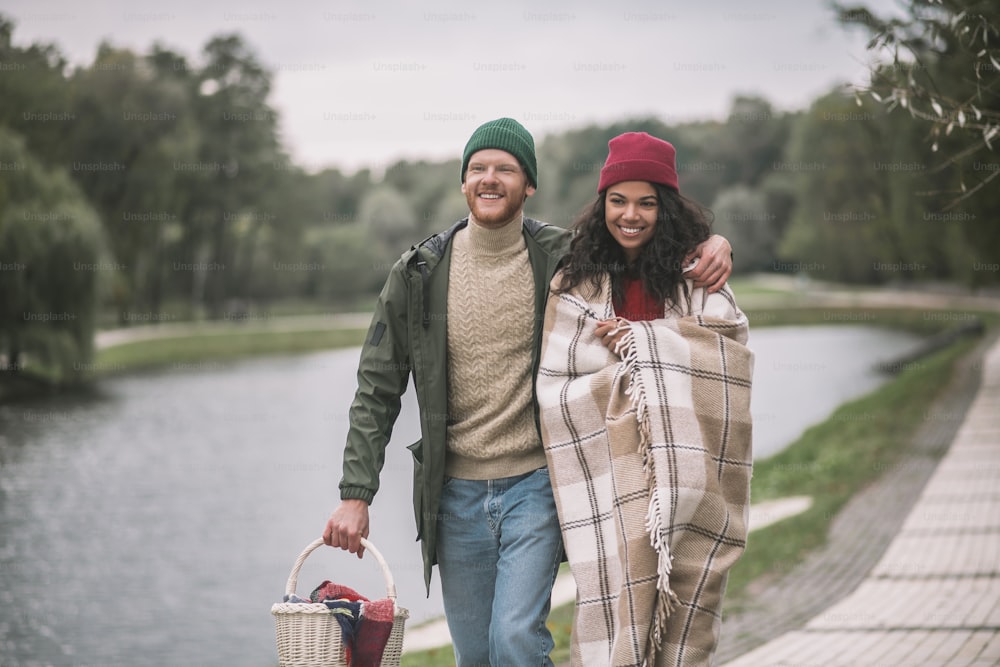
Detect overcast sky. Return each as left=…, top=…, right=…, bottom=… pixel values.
left=4, top=0, right=899, bottom=173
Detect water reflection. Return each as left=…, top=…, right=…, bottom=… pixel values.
left=750, top=326, right=924, bottom=458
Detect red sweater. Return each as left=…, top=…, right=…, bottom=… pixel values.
left=613, top=277, right=664, bottom=321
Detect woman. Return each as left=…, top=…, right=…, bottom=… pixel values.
left=536, top=132, right=754, bottom=666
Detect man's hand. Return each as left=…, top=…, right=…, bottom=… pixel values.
left=323, top=499, right=370, bottom=559
left=684, top=234, right=732, bottom=293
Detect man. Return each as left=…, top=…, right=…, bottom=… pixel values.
left=323, top=117, right=732, bottom=666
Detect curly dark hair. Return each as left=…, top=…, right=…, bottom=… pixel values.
left=555, top=183, right=713, bottom=309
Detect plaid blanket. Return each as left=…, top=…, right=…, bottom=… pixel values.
left=537, top=274, right=754, bottom=666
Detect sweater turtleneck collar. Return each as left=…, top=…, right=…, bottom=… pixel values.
left=465, top=214, right=525, bottom=256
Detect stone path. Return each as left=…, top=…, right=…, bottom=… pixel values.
left=719, top=332, right=1000, bottom=666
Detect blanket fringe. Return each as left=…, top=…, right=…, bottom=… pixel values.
left=647, top=585, right=681, bottom=664
left=619, top=325, right=681, bottom=663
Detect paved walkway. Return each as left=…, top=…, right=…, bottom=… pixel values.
left=720, top=335, right=1000, bottom=667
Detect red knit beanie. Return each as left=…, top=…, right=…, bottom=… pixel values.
left=597, top=132, right=679, bottom=193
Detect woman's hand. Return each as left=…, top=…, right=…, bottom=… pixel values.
left=684, top=234, right=732, bottom=293
left=595, top=318, right=630, bottom=356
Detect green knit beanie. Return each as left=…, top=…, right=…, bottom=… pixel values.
left=461, top=117, right=538, bottom=188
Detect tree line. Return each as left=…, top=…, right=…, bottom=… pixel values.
left=1, top=1, right=998, bottom=383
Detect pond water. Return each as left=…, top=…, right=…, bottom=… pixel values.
left=0, top=325, right=924, bottom=666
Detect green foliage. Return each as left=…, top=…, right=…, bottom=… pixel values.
left=359, top=185, right=421, bottom=254
left=776, top=79, right=999, bottom=286
left=838, top=1, right=1000, bottom=195
left=0, top=18, right=71, bottom=162
left=835, top=0, right=1000, bottom=286
left=0, top=127, right=105, bottom=382
left=777, top=91, right=893, bottom=283
left=711, top=185, right=776, bottom=273
left=304, top=224, right=388, bottom=302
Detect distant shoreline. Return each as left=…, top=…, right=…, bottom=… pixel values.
left=4, top=279, right=1000, bottom=403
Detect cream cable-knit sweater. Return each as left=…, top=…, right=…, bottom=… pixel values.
left=444, top=215, right=548, bottom=480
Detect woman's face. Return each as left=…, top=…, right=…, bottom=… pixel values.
left=604, top=180, right=658, bottom=263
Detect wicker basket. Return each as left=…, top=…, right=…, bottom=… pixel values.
left=271, top=537, right=409, bottom=666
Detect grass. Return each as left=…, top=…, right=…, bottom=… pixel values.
left=727, top=277, right=800, bottom=296
left=88, top=328, right=368, bottom=376
left=398, top=646, right=465, bottom=667
left=743, top=305, right=987, bottom=335
left=84, top=305, right=989, bottom=380
left=95, top=296, right=380, bottom=330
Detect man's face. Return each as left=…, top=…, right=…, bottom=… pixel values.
left=461, top=149, right=536, bottom=228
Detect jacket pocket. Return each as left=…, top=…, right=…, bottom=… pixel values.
left=407, top=439, right=424, bottom=540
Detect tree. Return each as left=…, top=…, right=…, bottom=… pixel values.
left=179, top=34, right=283, bottom=318
left=382, top=159, right=464, bottom=237
left=0, top=128, right=105, bottom=382
left=838, top=1, right=1000, bottom=287
left=714, top=96, right=794, bottom=189
left=357, top=185, right=420, bottom=258
left=305, top=224, right=386, bottom=304
left=0, top=16, right=72, bottom=163
left=777, top=92, right=896, bottom=283
left=838, top=0, right=1000, bottom=203
left=64, top=43, right=202, bottom=320
left=711, top=186, right=778, bottom=273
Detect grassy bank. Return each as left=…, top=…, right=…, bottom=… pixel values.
left=744, top=305, right=984, bottom=335
left=87, top=305, right=986, bottom=377
left=89, top=327, right=368, bottom=377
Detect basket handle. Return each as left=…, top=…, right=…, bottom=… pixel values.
left=284, top=537, right=397, bottom=603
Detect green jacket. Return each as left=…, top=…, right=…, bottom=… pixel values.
left=339, top=216, right=571, bottom=591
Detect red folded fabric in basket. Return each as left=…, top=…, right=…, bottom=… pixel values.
left=310, top=580, right=394, bottom=667
left=311, top=581, right=365, bottom=603
left=356, top=598, right=394, bottom=666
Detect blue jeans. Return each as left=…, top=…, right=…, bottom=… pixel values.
left=436, top=467, right=563, bottom=667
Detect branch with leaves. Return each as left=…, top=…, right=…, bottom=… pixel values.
left=837, top=0, right=1000, bottom=204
